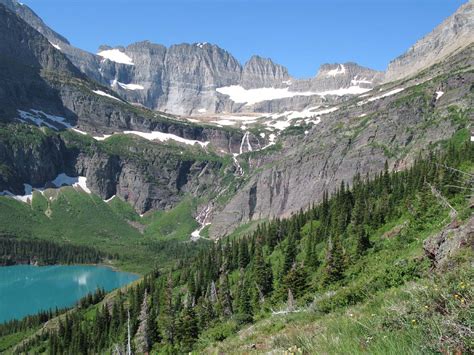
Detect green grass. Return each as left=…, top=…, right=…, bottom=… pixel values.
left=142, top=197, right=199, bottom=241
left=0, top=189, right=203, bottom=274
left=203, top=247, right=472, bottom=354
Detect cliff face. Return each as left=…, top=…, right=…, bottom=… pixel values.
left=385, top=1, right=474, bottom=82
left=240, top=55, right=291, bottom=89
left=0, top=125, right=229, bottom=214
left=209, top=45, right=474, bottom=238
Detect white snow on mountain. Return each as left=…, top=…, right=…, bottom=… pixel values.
left=48, top=41, right=61, bottom=50
left=123, top=131, right=210, bottom=147
left=97, top=49, right=134, bottom=65
left=357, top=87, right=405, bottom=106
left=216, top=86, right=320, bottom=105
left=350, top=75, right=372, bottom=85
left=17, top=110, right=72, bottom=130
left=435, top=91, right=444, bottom=100
left=326, top=64, right=346, bottom=76
left=217, top=84, right=370, bottom=106
left=112, top=80, right=144, bottom=90
left=93, top=90, right=123, bottom=102
left=52, top=173, right=91, bottom=193
left=0, top=174, right=91, bottom=204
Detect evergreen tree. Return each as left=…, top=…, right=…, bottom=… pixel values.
left=252, top=240, right=273, bottom=299
left=322, top=235, right=345, bottom=285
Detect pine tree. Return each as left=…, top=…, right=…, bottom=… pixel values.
left=238, top=239, right=250, bottom=269
left=135, top=290, right=150, bottom=354
left=282, top=232, right=297, bottom=275
left=253, top=240, right=273, bottom=299
left=283, top=263, right=308, bottom=300
left=159, top=274, right=175, bottom=344
left=322, top=235, right=345, bottom=285
left=176, top=304, right=198, bottom=352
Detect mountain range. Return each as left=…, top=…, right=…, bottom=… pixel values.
left=0, top=0, right=472, bottom=239
left=0, top=0, right=473, bottom=353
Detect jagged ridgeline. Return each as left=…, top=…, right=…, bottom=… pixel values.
left=6, top=138, right=472, bottom=354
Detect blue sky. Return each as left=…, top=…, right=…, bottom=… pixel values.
left=22, top=0, right=466, bottom=78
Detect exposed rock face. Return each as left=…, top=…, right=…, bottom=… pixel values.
left=241, top=55, right=290, bottom=89
left=209, top=46, right=474, bottom=238
left=385, top=1, right=474, bottom=82
left=424, top=216, right=474, bottom=268
left=0, top=126, right=226, bottom=213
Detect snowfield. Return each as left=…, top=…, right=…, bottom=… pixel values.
left=216, top=84, right=371, bottom=106
left=123, top=131, right=210, bottom=147
left=97, top=49, right=134, bottom=65
left=216, top=85, right=320, bottom=105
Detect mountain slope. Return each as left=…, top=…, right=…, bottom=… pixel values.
left=385, top=0, right=474, bottom=82
left=209, top=44, right=474, bottom=238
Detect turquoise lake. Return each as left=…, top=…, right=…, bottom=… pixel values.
left=0, top=265, right=138, bottom=323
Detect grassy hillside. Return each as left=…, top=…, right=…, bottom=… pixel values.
left=0, top=189, right=207, bottom=274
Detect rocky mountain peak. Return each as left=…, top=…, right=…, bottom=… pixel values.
left=241, top=55, right=290, bottom=89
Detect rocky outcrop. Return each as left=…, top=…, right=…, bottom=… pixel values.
left=424, top=216, right=474, bottom=268
left=385, top=1, right=474, bottom=82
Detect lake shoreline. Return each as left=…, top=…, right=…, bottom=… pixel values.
left=0, top=264, right=139, bottom=324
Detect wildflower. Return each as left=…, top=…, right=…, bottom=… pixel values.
left=411, top=319, right=417, bottom=325
left=349, top=313, right=353, bottom=317
left=424, top=305, right=429, bottom=309
left=371, top=313, right=376, bottom=317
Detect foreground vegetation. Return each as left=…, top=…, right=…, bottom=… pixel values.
left=2, top=134, right=471, bottom=353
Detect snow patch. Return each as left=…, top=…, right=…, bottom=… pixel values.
left=196, top=42, right=208, bottom=48
left=435, top=91, right=444, bottom=100
left=113, top=81, right=144, bottom=91
left=93, top=90, right=123, bottom=102
left=0, top=174, right=91, bottom=204
left=326, top=64, right=346, bottom=77
left=97, top=49, right=134, bottom=65
left=123, top=131, right=209, bottom=147
left=17, top=110, right=72, bottom=130
left=93, top=134, right=112, bottom=141
left=358, top=88, right=405, bottom=106
left=350, top=75, right=372, bottom=86
left=52, top=174, right=91, bottom=193
left=197, top=108, right=207, bottom=113
left=210, top=119, right=236, bottom=126
left=48, top=41, right=61, bottom=50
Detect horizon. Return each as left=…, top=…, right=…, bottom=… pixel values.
left=18, top=0, right=469, bottom=78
